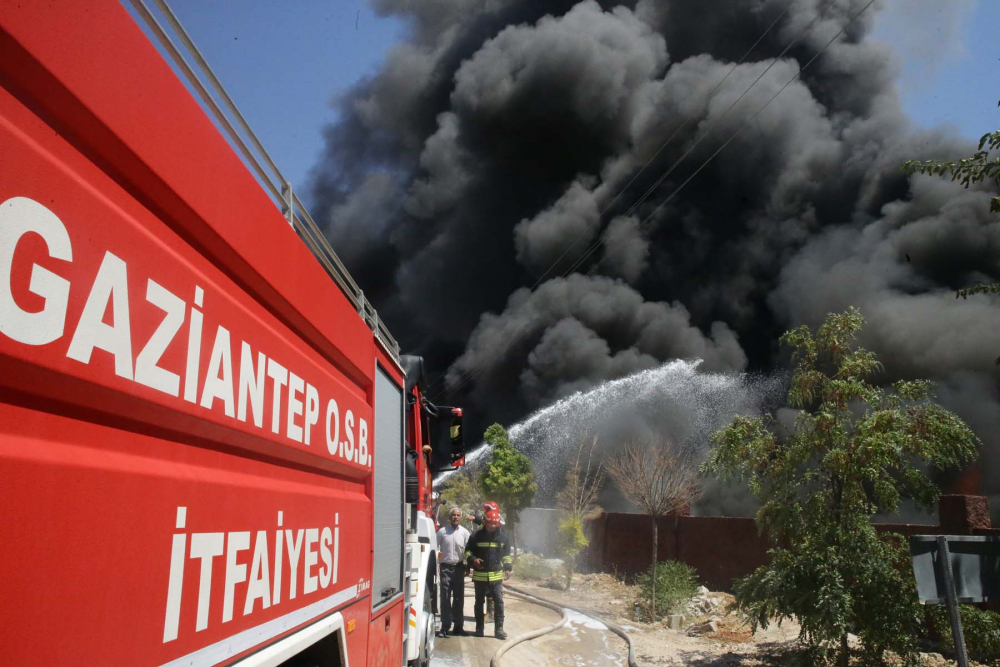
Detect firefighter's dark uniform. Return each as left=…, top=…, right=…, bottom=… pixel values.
left=465, top=526, right=513, bottom=635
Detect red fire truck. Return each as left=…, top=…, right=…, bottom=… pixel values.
left=0, top=2, right=465, bottom=665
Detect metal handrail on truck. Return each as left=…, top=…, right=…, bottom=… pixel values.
left=129, top=0, right=402, bottom=363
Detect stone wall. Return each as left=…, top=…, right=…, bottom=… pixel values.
left=581, top=495, right=993, bottom=591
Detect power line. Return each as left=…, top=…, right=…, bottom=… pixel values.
left=423, top=5, right=794, bottom=401
left=563, top=0, right=837, bottom=277
left=527, top=3, right=792, bottom=291
left=584, top=0, right=876, bottom=280
left=435, top=0, right=873, bottom=403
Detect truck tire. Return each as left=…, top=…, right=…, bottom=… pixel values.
left=411, top=582, right=434, bottom=667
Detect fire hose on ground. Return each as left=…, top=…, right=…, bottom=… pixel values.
left=491, top=584, right=640, bottom=667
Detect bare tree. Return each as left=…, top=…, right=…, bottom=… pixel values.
left=604, top=438, right=702, bottom=618
left=555, top=436, right=605, bottom=590
left=556, top=436, right=605, bottom=520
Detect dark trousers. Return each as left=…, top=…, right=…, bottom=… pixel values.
left=439, top=563, right=465, bottom=631
left=474, top=580, right=504, bottom=629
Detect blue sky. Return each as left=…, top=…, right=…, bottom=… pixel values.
left=871, top=0, right=999, bottom=143
left=124, top=0, right=999, bottom=208
left=123, top=0, right=404, bottom=199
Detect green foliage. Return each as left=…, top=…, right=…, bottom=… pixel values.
left=703, top=308, right=980, bottom=665
left=903, top=125, right=1000, bottom=363
left=480, top=423, right=537, bottom=526
left=557, top=515, right=589, bottom=590
left=514, top=552, right=557, bottom=581
left=902, top=129, right=1000, bottom=219
left=436, top=470, right=484, bottom=520
left=930, top=605, right=1000, bottom=664
left=636, top=561, right=698, bottom=620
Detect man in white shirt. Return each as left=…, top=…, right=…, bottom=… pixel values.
left=436, top=507, right=471, bottom=637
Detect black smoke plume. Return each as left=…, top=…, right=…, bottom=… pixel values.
left=309, top=0, right=1000, bottom=514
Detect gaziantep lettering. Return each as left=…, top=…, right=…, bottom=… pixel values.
left=0, top=196, right=370, bottom=466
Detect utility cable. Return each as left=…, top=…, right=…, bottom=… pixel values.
left=527, top=3, right=792, bottom=291
left=434, top=0, right=866, bottom=403
left=563, top=0, right=837, bottom=278
left=423, top=5, right=794, bottom=399
left=583, top=0, right=877, bottom=279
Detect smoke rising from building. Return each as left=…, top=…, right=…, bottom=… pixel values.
left=310, top=0, right=1000, bottom=511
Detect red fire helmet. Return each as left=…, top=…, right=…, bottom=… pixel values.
left=483, top=501, right=499, bottom=513
left=484, top=510, right=501, bottom=528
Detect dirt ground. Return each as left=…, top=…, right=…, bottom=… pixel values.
left=507, top=573, right=971, bottom=667
left=512, top=574, right=798, bottom=666
left=433, top=581, right=627, bottom=667
left=433, top=571, right=976, bottom=666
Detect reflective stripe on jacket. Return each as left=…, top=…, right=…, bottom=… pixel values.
left=465, top=527, right=512, bottom=582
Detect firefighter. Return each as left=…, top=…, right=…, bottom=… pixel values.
left=435, top=507, right=470, bottom=637
left=465, top=509, right=512, bottom=639
left=471, top=501, right=505, bottom=622
left=471, top=500, right=505, bottom=527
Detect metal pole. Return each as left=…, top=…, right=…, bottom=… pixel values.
left=937, top=536, right=969, bottom=667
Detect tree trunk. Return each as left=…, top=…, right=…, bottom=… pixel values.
left=651, top=515, right=658, bottom=619
left=838, top=633, right=849, bottom=667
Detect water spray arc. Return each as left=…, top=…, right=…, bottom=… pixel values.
left=438, top=360, right=784, bottom=515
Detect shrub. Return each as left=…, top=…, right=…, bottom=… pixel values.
left=557, top=515, right=589, bottom=590
left=930, top=605, right=1000, bottom=664
left=636, top=560, right=698, bottom=620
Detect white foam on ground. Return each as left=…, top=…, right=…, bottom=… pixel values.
left=565, top=609, right=607, bottom=631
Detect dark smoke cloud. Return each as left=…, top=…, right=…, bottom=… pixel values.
left=310, top=0, right=1000, bottom=513
left=448, top=275, right=746, bottom=407
left=514, top=179, right=602, bottom=273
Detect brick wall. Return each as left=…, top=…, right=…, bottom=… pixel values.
left=582, top=495, right=992, bottom=591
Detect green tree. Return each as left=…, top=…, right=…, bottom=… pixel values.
left=703, top=308, right=980, bottom=666
left=480, top=423, right=537, bottom=561
left=903, top=126, right=1000, bottom=336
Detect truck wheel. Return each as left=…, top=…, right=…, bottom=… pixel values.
left=413, top=583, right=434, bottom=667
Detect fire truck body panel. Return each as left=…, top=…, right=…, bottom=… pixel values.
left=1, top=0, right=374, bottom=388
left=1, top=398, right=371, bottom=665
left=0, top=2, right=444, bottom=665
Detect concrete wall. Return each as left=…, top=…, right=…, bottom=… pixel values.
left=580, top=495, right=993, bottom=591
left=519, top=507, right=561, bottom=557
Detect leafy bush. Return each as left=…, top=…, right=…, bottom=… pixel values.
left=636, top=560, right=698, bottom=620
left=557, top=515, right=589, bottom=590
left=930, top=605, right=1000, bottom=664
left=516, top=552, right=558, bottom=581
